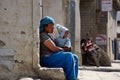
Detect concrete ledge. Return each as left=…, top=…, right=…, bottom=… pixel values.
left=34, top=67, right=65, bottom=80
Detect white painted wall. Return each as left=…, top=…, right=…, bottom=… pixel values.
left=117, top=27, right=120, bottom=33
left=116, top=11, right=120, bottom=21
left=107, top=11, right=117, bottom=60
left=116, top=11, right=120, bottom=33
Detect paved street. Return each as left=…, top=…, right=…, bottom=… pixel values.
left=19, top=61, right=120, bottom=80
left=78, top=70, right=120, bottom=80
left=78, top=61, right=120, bottom=80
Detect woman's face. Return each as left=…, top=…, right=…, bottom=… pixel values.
left=44, top=24, right=54, bottom=33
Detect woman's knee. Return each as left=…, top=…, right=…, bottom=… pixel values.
left=73, top=54, right=78, bottom=60
left=65, top=52, right=73, bottom=57
left=65, top=52, right=78, bottom=59
left=64, top=52, right=74, bottom=60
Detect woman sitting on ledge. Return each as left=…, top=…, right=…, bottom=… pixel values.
left=40, top=16, right=79, bottom=80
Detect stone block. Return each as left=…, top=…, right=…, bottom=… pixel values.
left=34, top=67, right=65, bottom=80
left=0, top=49, right=15, bottom=56
left=0, top=49, right=15, bottom=71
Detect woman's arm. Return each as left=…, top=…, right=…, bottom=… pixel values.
left=44, top=39, right=63, bottom=52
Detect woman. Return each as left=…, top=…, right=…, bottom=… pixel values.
left=40, top=16, right=78, bottom=80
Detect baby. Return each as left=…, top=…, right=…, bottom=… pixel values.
left=55, top=24, right=72, bottom=52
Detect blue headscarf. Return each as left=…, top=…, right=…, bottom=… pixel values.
left=40, top=16, right=55, bottom=33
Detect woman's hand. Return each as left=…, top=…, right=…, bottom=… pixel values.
left=63, top=47, right=72, bottom=52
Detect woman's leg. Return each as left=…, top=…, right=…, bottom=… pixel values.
left=41, top=51, right=78, bottom=80
left=73, top=54, right=79, bottom=78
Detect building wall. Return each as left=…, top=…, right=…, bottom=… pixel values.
left=96, top=11, right=108, bottom=51
left=75, top=0, right=81, bottom=64
left=96, top=3, right=117, bottom=60
left=107, top=11, right=117, bottom=60
left=96, top=11, right=107, bottom=34
left=0, top=0, right=81, bottom=79
left=0, top=0, right=40, bottom=79
left=80, top=0, right=115, bottom=61
left=43, top=0, right=66, bottom=25
left=80, top=0, right=97, bottom=41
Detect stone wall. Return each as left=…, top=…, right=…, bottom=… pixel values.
left=42, top=0, right=66, bottom=25
left=95, top=11, right=108, bottom=51
left=80, top=0, right=97, bottom=41
left=75, top=0, right=81, bottom=65
left=96, top=7, right=118, bottom=60
left=80, top=0, right=119, bottom=61
left=0, top=0, right=81, bottom=79
left=80, top=0, right=112, bottom=65
left=0, top=0, right=40, bottom=79
left=96, top=11, right=107, bottom=34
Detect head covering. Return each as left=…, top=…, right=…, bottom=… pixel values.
left=56, top=24, right=69, bottom=38
left=40, top=16, right=55, bottom=33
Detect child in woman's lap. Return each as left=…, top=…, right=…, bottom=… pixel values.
left=55, top=24, right=72, bottom=52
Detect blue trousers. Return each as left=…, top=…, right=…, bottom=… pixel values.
left=41, top=51, right=78, bottom=80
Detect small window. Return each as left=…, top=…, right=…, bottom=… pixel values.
left=117, top=33, right=120, bottom=38
left=117, top=21, right=120, bottom=26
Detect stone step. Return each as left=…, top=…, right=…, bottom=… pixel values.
left=34, top=67, right=65, bottom=80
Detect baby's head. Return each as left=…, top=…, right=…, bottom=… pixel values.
left=56, top=24, right=70, bottom=38
left=63, top=30, right=69, bottom=38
